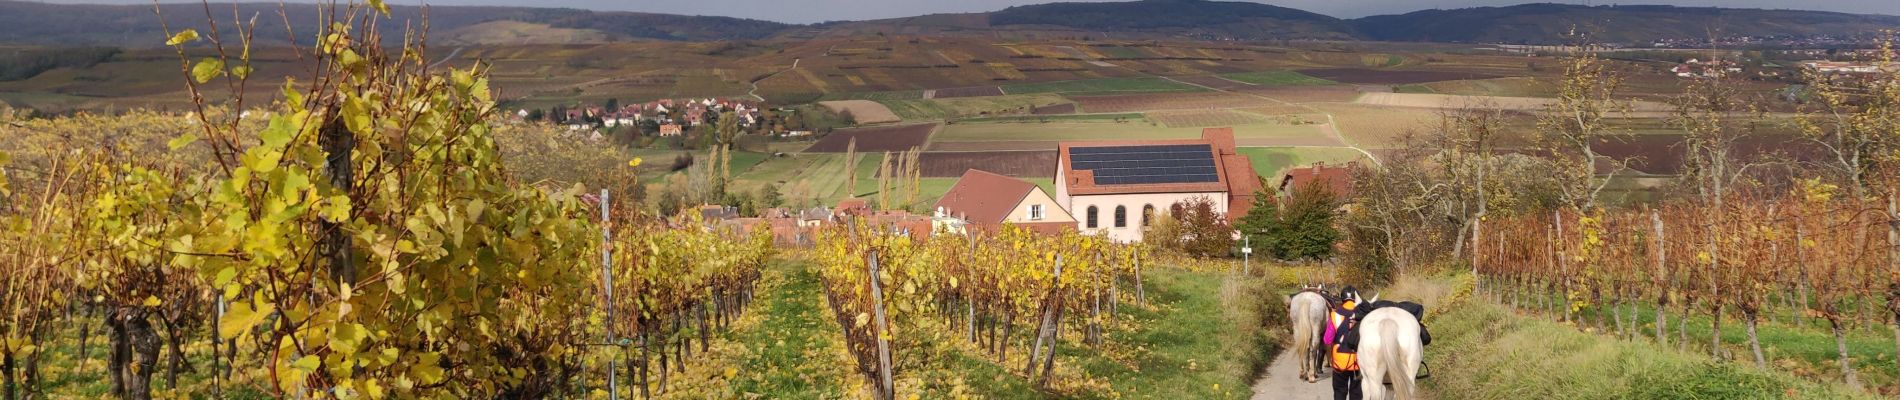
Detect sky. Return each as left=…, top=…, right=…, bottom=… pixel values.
left=39, top=0, right=1900, bottom=24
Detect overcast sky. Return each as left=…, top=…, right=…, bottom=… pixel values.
left=40, top=0, right=1900, bottom=24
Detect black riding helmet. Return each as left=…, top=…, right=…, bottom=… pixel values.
left=1339, top=286, right=1359, bottom=304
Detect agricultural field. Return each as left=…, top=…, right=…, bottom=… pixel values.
left=1395, top=77, right=1558, bottom=98
left=1218, top=70, right=1338, bottom=86
left=876, top=93, right=1071, bottom=121
left=916, top=150, right=1057, bottom=178
left=1236, top=147, right=1371, bottom=179
left=816, top=90, right=926, bottom=101
left=954, top=113, right=1144, bottom=124
left=1296, top=67, right=1497, bottom=85
left=928, top=86, right=1005, bottom=98
left=1237, top=85, right=1364, bottom=103
left=1001, top=77, right=1207, bottom=95
left=929, top=119, right=1332, bottom=151
left=1031, top=103, right=1078, bottom=115
left=1146, top=109, right=1271, bottom=128
left=1354, top=92, right=1675, bottom=115
left=803, top=123, right=938, bottom=153
left=1308, top=103, right=1446, bottom=148
left=1071, top=92, right=1279, bottom=113
left=817, top=99, right=903, bottom=124
left=1168, top=75, right=1257, bottom=90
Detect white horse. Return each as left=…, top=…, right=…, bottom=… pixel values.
left=1287, top=288, right=1330, bottom=382
left=1357, top=306, right=1424, bottom=400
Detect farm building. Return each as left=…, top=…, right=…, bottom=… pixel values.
left=658, top=124, right=684, bottom=136
left=1277, top=162, right=1357, bottom=200
left=934, top=169, right=1076, bottom=235
left=1054, top=128, right=1262, bottom=243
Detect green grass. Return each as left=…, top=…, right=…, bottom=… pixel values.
left=1001, top=77, right=1206, bottom=95
left=1236, top=147, right=1370, bottom=179
left=1408, top=274, right=1875, bottom=400
left=1220, top=71, right=1337, bottom=86
left=726, top=261, right=855, bottom=397
left=1065, top=268, right=1282, bottom=399
left=729, top=153, right=860, bottom=207
left=1502, top=286, right=1900, bottom=391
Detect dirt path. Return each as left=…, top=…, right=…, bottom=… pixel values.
left=1250, top=351, right=1332, bottom=400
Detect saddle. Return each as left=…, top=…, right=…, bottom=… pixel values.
left=1337, top=300, right=1431, bottom=351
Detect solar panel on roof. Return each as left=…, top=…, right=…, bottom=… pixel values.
left=1069, top=144, right=1221, bottom=186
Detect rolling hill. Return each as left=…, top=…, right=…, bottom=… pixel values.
left=1354, top=3, right=1900, bottom=44
left=788, top=0, right=1357, bottom=40
left=0, top=1, right=1896, bottom=46
left=0, top=0, right=790, bottom=47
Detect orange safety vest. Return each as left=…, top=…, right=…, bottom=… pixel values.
left=1329, top=303, right=1359, bottom=372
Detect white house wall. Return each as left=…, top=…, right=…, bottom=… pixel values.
left=1068, top=192, right=1227, bottom=242
left=1007, top=188, right=1076, bottom=225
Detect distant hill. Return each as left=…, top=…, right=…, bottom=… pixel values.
left=0, top=0, right=789, bottom=47
left=1355, top=3, right=1900, bottom=44
left=1, top=0, right=1897, bottom=46
left=793, top=0, right=1359, bottom=40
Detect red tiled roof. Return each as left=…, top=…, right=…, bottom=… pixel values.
left=836, top=198, right=870, bottom=217
left=1279, top=162, right=1356, bottom=198
left=935, top=169, right=1037, bottom=224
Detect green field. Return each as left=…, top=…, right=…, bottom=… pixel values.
left=1236, top=147, right=1370, bottom=179
left=934, top=120, right=1328, bottom=143
left=1001, top=77, right=1207, bottom=95
left=1219, top=71, right=1337, bottom=86
left=877, top=94, right=1072, bottom=121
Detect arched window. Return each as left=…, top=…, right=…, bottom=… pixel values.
left=1142, top=204, right=1156, bottom=227
left=1114, top=205, right=1127, bottom=228
left=1086, top=206, right=1099, bottom=228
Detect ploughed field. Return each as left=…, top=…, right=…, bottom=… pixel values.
left=803, top=123, right=938, bottom=153
left=917, top=151, right=1057, bottom=178
left=1296, top=68, right=1497, bottom=85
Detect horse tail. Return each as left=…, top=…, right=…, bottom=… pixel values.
left=1378, top=319, right=1416, bottom=400
left=1289, top=299, right=1316, bottom=366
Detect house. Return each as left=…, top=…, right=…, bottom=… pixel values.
left=863, top=211, right=934, bottom=240
left=1278, top=162, right=1357, bottom=201
left=658, top=124, right=684, bottom=137
left=683, top=106, right=707, bottom=126
left=697, top=204, right=741, bottom=221
left=797, top=207, right=833, bottom=228
left=934, top=169, right=1074, bottom=235
left=1054, top=127, right=1261, bottom=242
left=834, top=198, right=871, bottom=220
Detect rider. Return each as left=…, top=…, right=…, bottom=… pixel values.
left=1325, top=286, right=1362, bottom=400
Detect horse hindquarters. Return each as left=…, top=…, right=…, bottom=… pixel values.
left=1379, top=319, right=1416, bottom=400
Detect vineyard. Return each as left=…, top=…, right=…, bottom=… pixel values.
left=1472, top=190, right=1900, bottom=389
left=0, top=5, right=1307, bottom=399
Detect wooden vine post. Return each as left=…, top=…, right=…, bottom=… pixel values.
left=867, top=251, right=894, bottom=400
